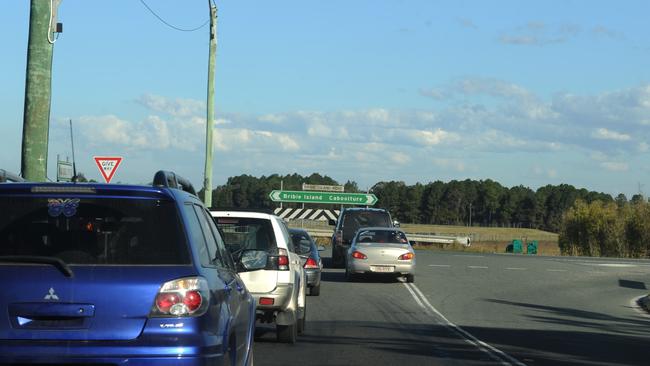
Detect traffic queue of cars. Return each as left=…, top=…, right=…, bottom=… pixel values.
left=0, top=173, right=414, bottom=365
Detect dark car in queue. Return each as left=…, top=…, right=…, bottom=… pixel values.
left=0, top=171, right=255, bottom=366
left=289, top=228, right=324, bottom=296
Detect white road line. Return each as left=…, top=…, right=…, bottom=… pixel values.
left=631, top=296, right=650, bottom=319
left=468, top=266, right=488, bottom=269
left=404, top=283, right=526, bottom=366
left=505, top=268, right=526, bottom=270
left=546, top=269, right=567, bottom=272
left=429, top=264, right=451, bottom=267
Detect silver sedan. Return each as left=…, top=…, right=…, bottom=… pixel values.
left=345, top=227, right=416, bottom=283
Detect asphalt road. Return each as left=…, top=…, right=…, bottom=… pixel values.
left=255, top=250, right=650, bottom=366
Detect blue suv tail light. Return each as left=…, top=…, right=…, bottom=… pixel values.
left=150, top=277, right=210, bottom=317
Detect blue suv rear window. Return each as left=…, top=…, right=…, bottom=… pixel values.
left=0, top=197, right=190, bottom=265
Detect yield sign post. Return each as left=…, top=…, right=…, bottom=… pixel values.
left=94, top=156, right=123, bottom=183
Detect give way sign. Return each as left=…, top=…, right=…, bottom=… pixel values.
left=94, top=156, right=123, bottom=183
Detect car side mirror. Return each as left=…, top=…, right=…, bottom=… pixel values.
left=393, top=220, right=400, bottom=228
left=238, top=250, right=267, bottom=272
left=317, top=245, right=326, bottom=252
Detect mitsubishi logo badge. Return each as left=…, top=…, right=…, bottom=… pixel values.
left=44, top=287, right=59, bottom=301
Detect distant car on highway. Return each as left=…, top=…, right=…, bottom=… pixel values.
left=329, top=207, right=395, bottom=267
left=290, top=228, right=325, bottom=296
left=0, top=171, right=256, bottom=366
left=212, top=209, right=307, bottom=343
left=345, top=227, right=416, bottom=283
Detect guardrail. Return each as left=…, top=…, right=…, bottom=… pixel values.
left=298, top=227, right=471, bottom=247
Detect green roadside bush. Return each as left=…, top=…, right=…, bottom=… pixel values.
left=560, top=199, right=650, bottom=258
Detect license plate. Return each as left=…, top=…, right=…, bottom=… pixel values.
left=371, top=265, right=394, bottom=273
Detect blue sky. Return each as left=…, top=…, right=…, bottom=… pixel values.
left=2, top=1, right=650, bottom=197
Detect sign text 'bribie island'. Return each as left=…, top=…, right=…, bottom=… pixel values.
left=269, top=190, right=377, bottom=205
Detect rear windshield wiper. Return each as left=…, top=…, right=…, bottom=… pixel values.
left=0, top=256, right=74, bottom=278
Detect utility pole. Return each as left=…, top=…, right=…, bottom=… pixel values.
left=21, top=0, right=62, bottom=181
left=203, top=1, right=217, bottom=207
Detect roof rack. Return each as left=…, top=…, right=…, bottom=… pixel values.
left=0, top=169, right=25, bottom=183
left=153, top=171, right=197, bottom=196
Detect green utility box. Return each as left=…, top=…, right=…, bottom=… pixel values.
left=527, top=240, right=538, bottom=255
left=512, top=239, right=523, bottom=254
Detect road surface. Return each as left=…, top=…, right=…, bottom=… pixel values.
left=255, top=250, right=650, bottom=365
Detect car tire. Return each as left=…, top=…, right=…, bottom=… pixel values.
left=310, top=284, right=320, bottom=296
left=331, top=249, right=342, bottom=268
left=277, top=322, right=297, bottom=344
left=345, top=266, right=355, bottom=282
left=297, top=306, right=306, bottom=334
left=406, top=274, right=415, bottom=283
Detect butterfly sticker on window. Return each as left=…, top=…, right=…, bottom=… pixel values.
left=48, top=198, right=80, bottom=218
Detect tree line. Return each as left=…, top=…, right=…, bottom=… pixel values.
left=204, top=173, right=635, bottom=234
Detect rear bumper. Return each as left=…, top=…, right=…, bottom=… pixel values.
left=0, top=340, right=225, bottom=365
left=251, top=283, right=294, bottom=311
left=349, top=260, right=415, bottom=275
left=305, top=268, right=321, bottom=287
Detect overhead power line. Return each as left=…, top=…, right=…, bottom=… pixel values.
left=139, top=0, right=209, bottom=32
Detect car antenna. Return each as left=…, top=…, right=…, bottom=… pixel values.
left=69, top=119, right=77, bottom=182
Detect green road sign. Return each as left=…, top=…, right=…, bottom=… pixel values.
left=269, top=190, right=378, bottom=205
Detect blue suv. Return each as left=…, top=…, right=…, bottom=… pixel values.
left=0, top=171, right=255, bottom=365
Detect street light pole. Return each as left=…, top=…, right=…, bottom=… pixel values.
left=203, top=1, right=217, bottom=207
left=21, top=0, right=62, bottom=181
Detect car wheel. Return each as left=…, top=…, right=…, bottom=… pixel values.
left=297, top=306, right=306, bottom=334
left=345, top=266, right=355, bottom=282
left=310, top=284, right=320, bottom=296
left=276, top=321, right=297, bottom=344
left=406, top=274, right=415, bottom=283
left=331, top=250, right=342, bottom=268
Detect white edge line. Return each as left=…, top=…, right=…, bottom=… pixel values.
left=404, top=281, right=426, bottom=309
left=405, top=283, right=526, bottom=366
left=505, top=268, right=527, bottom=270
left=429, top=264, right=451, bottom=267
left=468, top=266, right=489, bottom=269
left=631, top=296, right=650, bottom=319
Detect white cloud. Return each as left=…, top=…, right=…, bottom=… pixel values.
left=601, top=162, right=629, bottom=172
left=259, top=114, right=286, bottom=124
left=432, top=158, right=465, bottom=172
left=638, top=142, right=649, bottom=152
left=307, top=121, right=332, bottom=138
left=391, top=152, right=411, bottom=165
left=499, top=22, right=581, bottom=46
left=592, top=128, right=631, bottom=141
left=213, top=128, right=299, bottom=152
left=406, top=129, right=459, bottom=146
left=137, top=94, right=205, bottom=118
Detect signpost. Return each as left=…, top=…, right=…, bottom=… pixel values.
left=269, top=190, right=377, bottom=205
left=56, top=158, right=73, bottom=182
left=93, top=156, right=123, bottom=183
left=302, top=183, right=344, bottom=192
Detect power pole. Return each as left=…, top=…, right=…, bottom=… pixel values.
left=203, top=1, right=217, bottom=207
left=21, top=0, right=61, bottom=181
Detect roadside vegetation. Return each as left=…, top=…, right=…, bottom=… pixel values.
left=559, top=198, right=650, bottom=258
left=208, top=173, right=650, bottom=258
